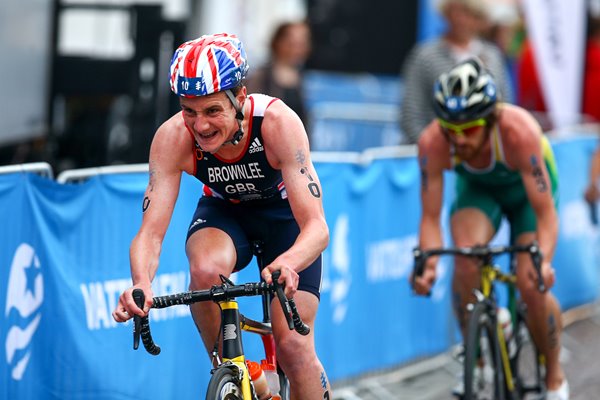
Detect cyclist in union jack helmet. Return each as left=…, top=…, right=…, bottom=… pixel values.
left=112, top=33, right=331, bottom=399
left=413, top=57, right=569, bottom=400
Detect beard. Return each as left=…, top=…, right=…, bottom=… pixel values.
left=453, top=130, right=491, bottom=161
left=455, top=144, right=481, bottom=161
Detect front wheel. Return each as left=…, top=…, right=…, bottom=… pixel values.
left=206, top=366, right=244, bottom=400
left=464, top=301, right=506, bottom=400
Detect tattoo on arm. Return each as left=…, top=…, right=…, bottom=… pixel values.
left=142, top=196, right=151, bottom=212
left=148, top=163, right=156, bottom=192
left=295, top=149, right=306, bottom=165
left=420, top=157, right=429, bottom=191
left=300, top=167, right=322, bottom=198
left=530, top=155, right=548, bottom=192
left=143, top=163, right=157, bottom=213
left=320, top=370, right=330, bottom=399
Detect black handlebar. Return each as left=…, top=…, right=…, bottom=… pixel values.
left=132, top=289, right=161, bottom=355
left=132, top=273, right=309, bottom=355
left=412, top=241, right=545, bottom=292
left=272, top=271, right=311, bottom=336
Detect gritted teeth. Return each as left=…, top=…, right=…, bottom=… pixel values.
left=199, top=131, right=218, bottom=139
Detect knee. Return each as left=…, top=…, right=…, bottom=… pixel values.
left=453, top=258, right=479, bottom=283
left=518, top=280, right=545, bottom=309
left=516, top=262, right=548, bottom=307
left=188, top=254, right=233, bottom=289
left=276, top=334, right=318, bottom=377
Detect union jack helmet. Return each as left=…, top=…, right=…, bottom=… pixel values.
left=169, top=33, right=249, bottom=97
left=433, top=57, right=497, bottom=122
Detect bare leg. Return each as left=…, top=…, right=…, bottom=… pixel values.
left=515, top=233, right=565, bottom=391
left=450, top=209, right=496, bottom=336
left=271, top=291, right=331, bottom=400
left=186, top=228, right=237, bottom=358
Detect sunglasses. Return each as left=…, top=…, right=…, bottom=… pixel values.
left=438, top=118, right=487, bottom=137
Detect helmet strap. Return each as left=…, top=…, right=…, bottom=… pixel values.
left=224, top=89, right=244, bottom=145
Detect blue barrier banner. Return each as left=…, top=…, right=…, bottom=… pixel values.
left=552, top=137, right=600, bottom=308
left=0, top=173, right=211, bottom=399
left=1, top=136, right=598, bottom=397
left=314, top=157, right=458, bottom=380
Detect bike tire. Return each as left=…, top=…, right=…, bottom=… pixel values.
left=205, top=367, right=245, bottom=400
left=464, top=301, right=506, bottom=400
left=511, top=304, right=546, bottom=399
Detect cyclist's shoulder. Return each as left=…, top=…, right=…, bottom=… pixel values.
left=497, top=104, right=544, bottom=147
left=149, top=113, right=194, bottom=171
left=153, top=112, right=190, bottom=145
left=496, top=104, right=553, bottom=172
left=418, top=122, right=451, bottom=165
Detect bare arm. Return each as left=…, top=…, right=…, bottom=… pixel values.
left=511, top=114, right=558, bottom=263
left=260, top=101, right=329, bottom=296
left=414, top=122, right=448, bottom=294
left=113, top=119, right=188, bottom=321
left=505, top=109, right=558, bottom=288
left=585, top=146, right=600, bottom=203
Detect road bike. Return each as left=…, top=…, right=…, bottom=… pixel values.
left=132, top=241, right=310, bottom=400
left=413, top=242, right=547, bottom=400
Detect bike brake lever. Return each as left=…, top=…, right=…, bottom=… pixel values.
left=528, top=242, right=546, bottom=292
left=412, top=248, right=424, bottom=287
left=288, top=298, right=310, bottom=335
left=132, top=289, right=144, bottom=350
left=412, top=248, right=432, bottom=297
left=271, top=271, right=294, bottom=330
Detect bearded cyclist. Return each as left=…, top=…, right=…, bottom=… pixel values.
left=413, top=57, right=569, bottom=400
left=111, top=33, right=331, bottom=399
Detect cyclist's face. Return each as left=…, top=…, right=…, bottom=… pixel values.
left=439, top=118, right=489, bottom=160
left=180, top=91, right=241, bottom=153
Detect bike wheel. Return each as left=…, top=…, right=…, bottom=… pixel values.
left=464, top=302, right=506, bottom=400
left=206, top=367, right=244, bottom=400
left=511, top=305, right=546, bottom=399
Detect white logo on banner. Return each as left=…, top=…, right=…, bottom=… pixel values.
left=80, top=271, right=189, bottom=330
left=324, top=214, right=352, bottom=324
left=366, top=234, right=451, bottom=301
left=5, top=243, right=44, bottom=381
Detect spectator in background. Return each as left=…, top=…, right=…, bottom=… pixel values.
left=246, top=21, right=311, bottom=130
left=399, top=0, right=513, bottom=144
left=481, top=0, right=523, bottom=95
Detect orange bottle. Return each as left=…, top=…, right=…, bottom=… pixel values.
left=246, top=360, right=271, bottom=400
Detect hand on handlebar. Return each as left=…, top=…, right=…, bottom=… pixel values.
left=269, top=270, right=311, bottom=335
left=261, top=263, right=299, bottom=299
left=412, top=264, right=437, bottom=296
left=540, top=261, right=556, bottom=291
left=112, top=284, right=153, bottom=323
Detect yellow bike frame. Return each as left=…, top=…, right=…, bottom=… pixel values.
left=218, top=300, right=253, bottom=399
left=480, top=263, right=518, bottom=392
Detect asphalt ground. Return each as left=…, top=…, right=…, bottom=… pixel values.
left=332, top=302, right=600, bottom=400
